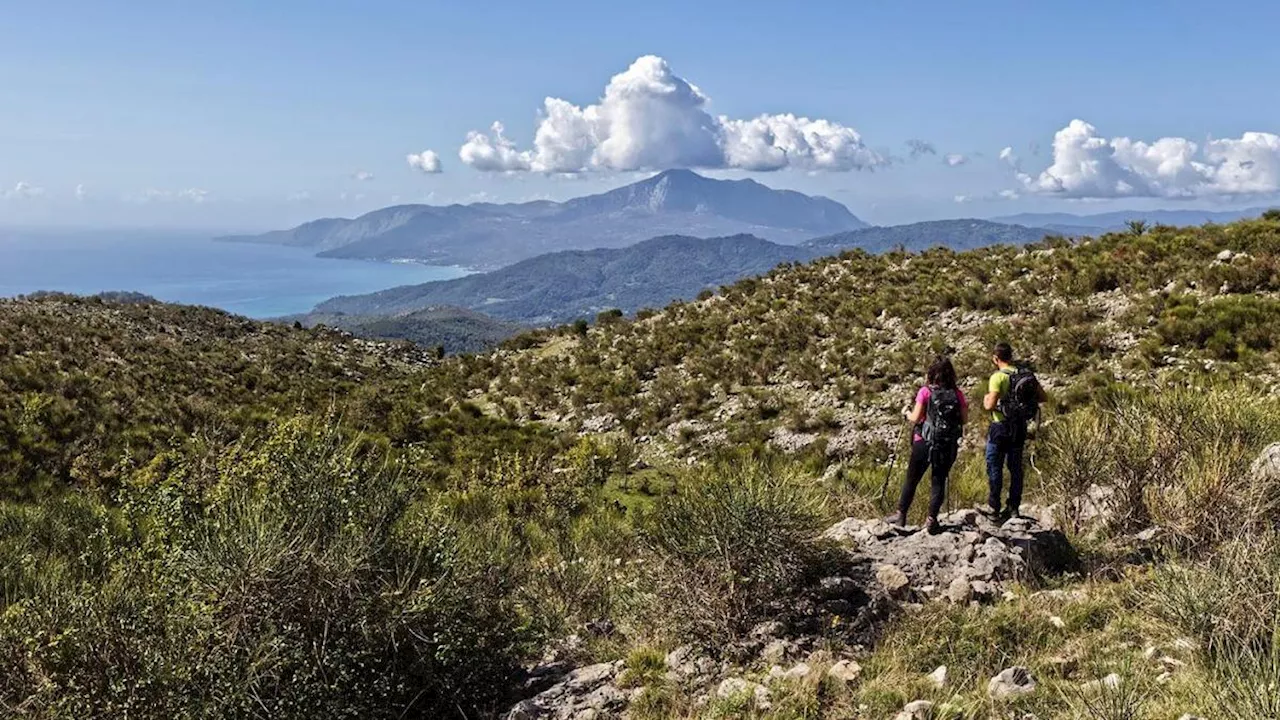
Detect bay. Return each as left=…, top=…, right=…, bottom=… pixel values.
left=0, top=230, right=468, bottom=318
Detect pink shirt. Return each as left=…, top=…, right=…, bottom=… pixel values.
left=913, top=385, right=968, bottom=442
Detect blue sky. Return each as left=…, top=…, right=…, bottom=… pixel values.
left=2, top=0, right=1279, bottom=229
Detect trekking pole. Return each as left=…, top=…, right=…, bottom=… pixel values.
left=880, top=421, right=911, bottom=509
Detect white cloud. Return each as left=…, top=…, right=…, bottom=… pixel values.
left=130, top=187, right=210, bottom=204
left=1017, top=119, right=1280, bottom=198
left=5, top=181, right=46, bottom=199
left=458, top=55, right=885, bottom=174
left=944, top=153, right=968, bottom=167
left=352, top=170, right=375, bottom=181
left=999, top=146, right=1019, bottom=167
left=406, top=149, right=443, bottom=173
left=287, top=190, right=312, bottom=201
left=74, top=183, right=87, bottom=200
left=459, top=122, right=533, bottom=172
left=953, top=194, right=971, bottom=203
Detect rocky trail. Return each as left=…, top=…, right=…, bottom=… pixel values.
left=504, top=507, right=1077, bottom=719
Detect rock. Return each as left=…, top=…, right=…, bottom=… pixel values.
left=1049, top=615, right=1065, bottom=629
left=895, top=700, right=934, bottom=720
left=819, top=575, right=858, bottom=599
left=1217, top=249, right=1236, bottom=262
left=1251, top=443, right=1280, bottom=485
left=760, top=639, right=794, bottom=664
left=946, top=577, right=973, bottom=604
left=927, top=665, right=948, bottom=688
left=876, top=564, right=912, bottom=598
left=988, top=666, right=1037, bottom=699
left=827, top=659, right=862, bottom=683
left=502, top=661, right=624, bottom=720
left=716, top=678, right=770, bottom=709
left=781, top=663, right=812, bottom=681
left=1082, top=673, right=1122, bottom=693
left=826, top=507, right=1073, bottom=603
left=1177, top=715, right=1206, bottom=720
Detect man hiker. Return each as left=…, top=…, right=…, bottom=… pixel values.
left=980, top=342, right=1045, bottom=520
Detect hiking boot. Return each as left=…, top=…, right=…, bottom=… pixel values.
left=925, top=517, right=942, bottom=535
left=977, top=503, right=1000, bottom=517
left=883, top=512, right=906, bottom=527
left=999, top=507, right=1019, bottom=523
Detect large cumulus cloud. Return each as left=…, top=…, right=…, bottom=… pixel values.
left=457, top=55, right=885, bottom=173
left=1017, top=119, right=1280, bottom=198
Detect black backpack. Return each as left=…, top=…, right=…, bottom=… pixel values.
left=921, top=386, right=964, bottom=450
left=998, top=366, right=1042, bottom=425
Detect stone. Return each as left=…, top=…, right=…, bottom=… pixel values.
left=819, top=575, right=857, bottom=599
left=876, top=564, right=912, bottom=597
left=1082, top=673, right=1122, bottom=693
left=1217, top=249, right=1236, bottom=262
left=895, top=700, right=934, bottom=720
left=1251, top=443, right=1280, bottom=484
left=946, top=577, right=973, bottom=604
left=1049, top=615, right=1065, bottom=628
left=716, top=678, right=770, bottom=709
left=927, top=665, right=948, bottom=688
left=988, top=666, right=1037, bottom=699
left=760, top=639, right=794, bottom=664
left=827, top=659, right=862, bottom=683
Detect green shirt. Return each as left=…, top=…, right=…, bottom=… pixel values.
left=988, top=367, right=1015, bottom=423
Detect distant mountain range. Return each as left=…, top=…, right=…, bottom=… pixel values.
left=219, top=169, right=867, bottom=269
left=309, top=219, right=1056, bottom=326
left=311, top=234, right=811, bottom=325
left=992, top=207, right=1274, bottom=234
left=805, top=219, right=1050, bottom=254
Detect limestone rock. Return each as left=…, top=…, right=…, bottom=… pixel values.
left=827, top=659, right=862, bottom=683
left=716, top=678, right=770, bottom=708
left=876, top=564, right=911, bottom=597
left=927, top=665, right=948, bottom=688
left=895, top=700, right=934, bottom=720
left=988, top=666, right=1037, bottom=699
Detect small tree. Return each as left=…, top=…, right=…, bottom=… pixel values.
left=1126, top=219, right=1148, bottom=236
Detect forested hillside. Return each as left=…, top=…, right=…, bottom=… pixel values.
left=4, top=213, right=1280, bottom=719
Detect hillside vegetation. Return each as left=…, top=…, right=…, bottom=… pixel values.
left=3, top=213, right=1280, bottom=719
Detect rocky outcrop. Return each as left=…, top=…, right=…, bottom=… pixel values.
left=822, top=507, right=1075, bottom=602
left=501, top=507, right=1074, bottom=718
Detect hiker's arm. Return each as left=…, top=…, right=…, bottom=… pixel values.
left=961, top=401, right=970, bottom=424
left=1037, top=385, right=1048, bottom=402
left=983, top=390, right=999, bottom=411
left=906, top=401, right=925, bottom=425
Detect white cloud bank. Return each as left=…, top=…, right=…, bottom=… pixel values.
left=457, top=55, right=885, bottom=174
left=1016, top=119, right=1280, bottom=198
left=406, top=150, right=443, bottom=173
left=352, top=170, right=375, bottom=182
left=5, top=181, right=45, bottom=199
left=944, top=153, right=968, bottom=167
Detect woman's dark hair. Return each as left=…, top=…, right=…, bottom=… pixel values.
left=927, top=356, right=958, bottom=390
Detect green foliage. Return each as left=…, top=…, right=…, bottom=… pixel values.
left=636, top=462, right=829, bottom=646
left=1041, top=387, right=1280, bottom=548
left=0, top=420, right=535, bottom=718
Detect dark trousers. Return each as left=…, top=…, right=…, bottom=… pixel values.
left=986, top=421, right=1026, bottom=513
left=898, top=439, right=958, bottom=521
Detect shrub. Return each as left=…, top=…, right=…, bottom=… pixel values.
left=1040, top=387, right=1280, bottom=549
left=0, top=420, right=537, bottom=719
left=635, top=462, right=828, bottom=646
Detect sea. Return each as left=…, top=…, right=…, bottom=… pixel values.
left=0, top=230, right=469, bottom=318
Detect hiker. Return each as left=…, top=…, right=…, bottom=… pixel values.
left=887, top=356, right=968, bottom=534
left=981, top=342, right=1046, bottom=520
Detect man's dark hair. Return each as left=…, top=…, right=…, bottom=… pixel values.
left=993, top=342, right=1014, bottom=363
left=927, top=355, right=958, bottom=390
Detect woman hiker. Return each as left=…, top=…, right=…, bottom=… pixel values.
left=886, top=356, right=968, bottom=534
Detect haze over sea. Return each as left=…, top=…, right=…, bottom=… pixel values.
left=0, top=230, right=467, bottom=318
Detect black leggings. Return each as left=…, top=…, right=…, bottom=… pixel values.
left=898, top=439, right=958, bottom=520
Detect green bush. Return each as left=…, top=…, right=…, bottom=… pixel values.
left=0, top=420, right=536, bottom=719
left=635, top=462, right=828, bottom=646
